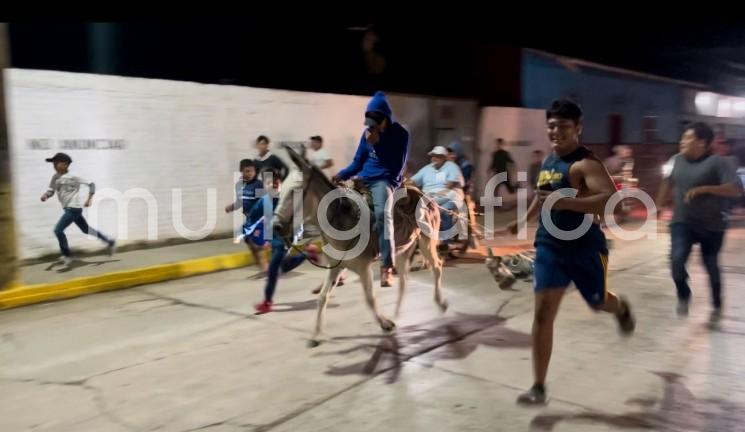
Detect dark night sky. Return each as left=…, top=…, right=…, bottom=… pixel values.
left=8, top=20, right=745, bottom=102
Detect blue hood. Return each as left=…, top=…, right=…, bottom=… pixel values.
left=337, top=91, right=410, bottom=186
left=366, top=91, right=394, bottom=122
left=448, top=141, right=466, bottom=159
left=447, top=140, right=473, bottom=184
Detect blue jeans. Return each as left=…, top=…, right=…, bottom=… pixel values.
left=54, top=208, right=112, bottom=257
left=264, top=236, right=306, bottom=303
left=433, top=195, right=459, bottom=243
left=670, top=223, right=725, bottom=309
left=368, top=180, right=395, bottom=268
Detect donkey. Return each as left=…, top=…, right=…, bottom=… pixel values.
left=273, top=146, right=448, bottom=346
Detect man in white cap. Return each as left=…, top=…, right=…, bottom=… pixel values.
left=410, top=146, right=465, bottom=245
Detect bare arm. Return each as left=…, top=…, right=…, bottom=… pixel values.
left=685, top=157, right=743, bottom=203
left=656, top=178, right=672, bottom=210
left=655, top=178, right=672, bottom=218
left=685, top=183, right=742, bottom=203
left=705, top=183, right=743, bottom=197
left=553, top=158, right=615, bottom=215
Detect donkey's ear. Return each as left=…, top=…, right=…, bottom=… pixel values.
left=283, top=144, right=312, bottom=172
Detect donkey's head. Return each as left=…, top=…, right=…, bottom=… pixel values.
left=274, top=145, right=336, bottom=235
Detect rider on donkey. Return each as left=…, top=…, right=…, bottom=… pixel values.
left=331, top=91, right=410, bottom=287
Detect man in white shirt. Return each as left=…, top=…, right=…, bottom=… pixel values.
left=410, top=146, right=466, bottom=243
left=305, top=135, right=332, bottom=238
left=306, top=135, right=346, bottom=293
left=307, top=135, right=334, bottom=175
left=40, top=152, right=116, bottom=269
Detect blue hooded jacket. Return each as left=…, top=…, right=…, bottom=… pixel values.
left=448, top=141, right=473, bottom=184
left=337, top=92, right=410, bottom=186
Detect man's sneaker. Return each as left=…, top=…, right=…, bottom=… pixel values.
left=59, top=256, right=73, bottom=270
left=254, top=301, right=273, bottom=314
left=517, top=384, right=548, bottom=406
left=106, top=240, right=116, bottom=256
left=615, top=296, right=635, bottom=335
left=709, top=308, right=723, bottom=327
left=677, top=300, right=689, bottom=317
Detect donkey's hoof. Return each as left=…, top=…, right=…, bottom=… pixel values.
left=438, top=300, right=449, bottom=313
left=379, top=318, right=396, bottom=333
left=308, top=339, right=322, bottom=348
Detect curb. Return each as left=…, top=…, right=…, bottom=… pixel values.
left=1, top=239, right=326, bottom=311
left=0, top=250, right=256, bottom=311
left=0, top=239, right=526, bottom=311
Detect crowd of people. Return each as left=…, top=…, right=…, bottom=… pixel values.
left=39, top=91, right=743, bottom=408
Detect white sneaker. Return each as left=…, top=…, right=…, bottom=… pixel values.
left=60, top=256, right=73, bottom=270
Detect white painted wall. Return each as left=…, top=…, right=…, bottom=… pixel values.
left=475, top=107, right=550, bottom=200
left=5, top=69, right=478, bottom=259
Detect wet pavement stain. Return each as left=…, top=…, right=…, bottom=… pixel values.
left=531, top=372, right=745, bottom=432
left=320, top=313, right=531, bottom=383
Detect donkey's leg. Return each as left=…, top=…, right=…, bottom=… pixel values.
left=309, top=265, right=343, bottom=347
left=394, top=243, right=416, bottom=319
left=419, top=233, right=447, bottom=313
left=360, top=263, right=395, bottom=332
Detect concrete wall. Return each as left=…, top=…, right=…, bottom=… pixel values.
left=522, top=50, right=682, bottom=145
left=6, top=69, right=478, bottom=259
left=475, top=107, right=548, bottom=198
left=475, top=107, right=678, bottom=200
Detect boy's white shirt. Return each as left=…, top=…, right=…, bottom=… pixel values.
left=46, top=172, right=94, bottom=209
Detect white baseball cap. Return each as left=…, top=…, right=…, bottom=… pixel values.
left=428, top=146, right=448, bottom=156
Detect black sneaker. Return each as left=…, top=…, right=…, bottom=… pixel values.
left=676, top=300, right=689, bottom=317
left=708, top=308, right=722, bottom=328
left=517, top=384, right=548, bottom=406
left=106, top=240, right=116, bottom=256
left=616, top=296, right=635, bottom=335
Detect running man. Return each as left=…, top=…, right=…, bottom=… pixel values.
left=656, top=122, right=743, bottom=323
left=255, top=135, right=288, bottom=180
left=506, top=100, right=635, bottom=405
left=225, top=158, right=267, bottom=272
left=251, top=168, right=320, bottom=314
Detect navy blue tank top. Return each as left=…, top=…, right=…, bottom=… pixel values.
left=534, top=147, right=607, bottom=253
left=241, top=179, right=263, bottom=216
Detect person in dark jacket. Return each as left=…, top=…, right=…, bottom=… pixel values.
left=333, top=91, right=410, bottom=287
